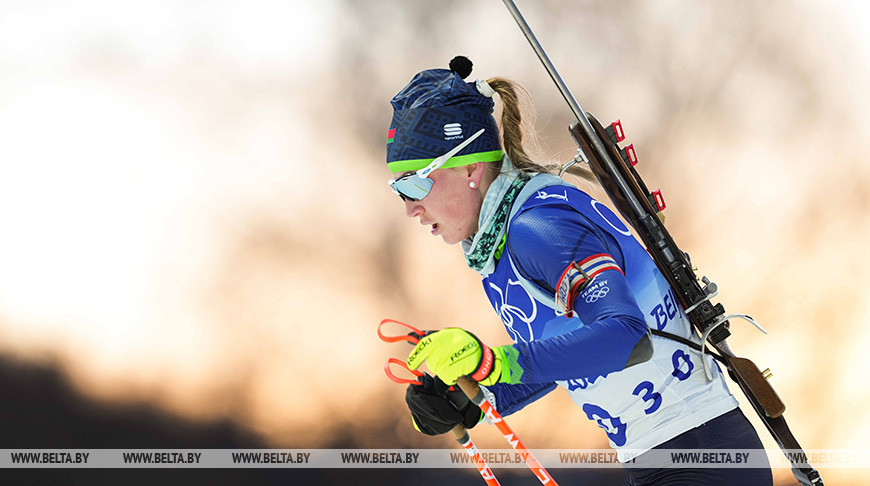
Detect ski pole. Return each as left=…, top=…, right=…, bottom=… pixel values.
left=456, top=376, right=560, bottom=486
left=379, top=319, right=502, bottom=485
left=451, top=425, right=501, bottom=486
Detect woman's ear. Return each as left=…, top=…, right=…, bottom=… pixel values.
left=466, top=162, right=484, bottom=182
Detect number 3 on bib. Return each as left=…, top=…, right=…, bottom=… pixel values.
left=581, top=403, right=628, bottom=447
left=631, top=381, right=662, bottom=415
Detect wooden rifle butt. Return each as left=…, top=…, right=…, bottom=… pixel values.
left=727, top=356, right=786, bottom=418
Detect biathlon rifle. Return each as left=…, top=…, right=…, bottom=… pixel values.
left=501, top=1, right=823, bottom=484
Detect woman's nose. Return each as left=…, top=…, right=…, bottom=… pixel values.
left=404, top=199, right=423, bottom=218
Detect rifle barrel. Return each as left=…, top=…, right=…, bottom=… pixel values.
left=501, top=0, right=646, bottom=218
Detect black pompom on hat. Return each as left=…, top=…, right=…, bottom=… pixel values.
left=448, top=56, right=473, bottom=79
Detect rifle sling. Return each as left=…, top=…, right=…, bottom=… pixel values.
left=648, top=328, right=726, bottom=363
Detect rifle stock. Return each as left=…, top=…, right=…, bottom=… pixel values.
left=569, top=115, right=820, bottom=484
left=729, top=356, right=786, bottom=418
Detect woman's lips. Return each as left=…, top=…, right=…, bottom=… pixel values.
left=431, top=223, right=439, bottom=235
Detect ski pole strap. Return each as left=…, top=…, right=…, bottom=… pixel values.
left=377, top=318, right=428, bottom=344
left=383, top=358, right=424, bottom=386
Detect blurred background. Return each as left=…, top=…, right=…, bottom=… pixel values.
left=1, top=0, right=868, bottom=484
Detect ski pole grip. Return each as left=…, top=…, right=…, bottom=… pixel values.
left=451, top=424, right=469, bottom=443
left=456, top=376, right=487, bottom=407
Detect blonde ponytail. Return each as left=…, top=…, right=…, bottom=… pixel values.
left=487, top=77, right=597, bottom=183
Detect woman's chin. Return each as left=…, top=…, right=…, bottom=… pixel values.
left=433, top=223, right=474, bottom=245
left=440, top=231, right=472, bottom=246
left=439, top=232, right=461, bottom=245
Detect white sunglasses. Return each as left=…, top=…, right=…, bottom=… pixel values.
left=388, top=128, right=485, bottom=201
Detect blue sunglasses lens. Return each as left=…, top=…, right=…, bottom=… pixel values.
left=390, top=174, right=434, bottom=202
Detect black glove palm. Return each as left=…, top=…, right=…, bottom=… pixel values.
left=405, top=374, right=482, bottom=436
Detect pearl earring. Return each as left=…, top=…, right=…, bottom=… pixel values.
left=469, top=181, right=477, bottom=188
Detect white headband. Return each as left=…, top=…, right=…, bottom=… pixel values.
left=475, top=79, right=495, bottom=98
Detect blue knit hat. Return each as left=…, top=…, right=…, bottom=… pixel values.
left=386, top=56, right=503, bottom=173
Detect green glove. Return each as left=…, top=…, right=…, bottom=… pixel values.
left=406, top=328, right=524, bottom=386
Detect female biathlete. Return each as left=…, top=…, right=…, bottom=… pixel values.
left=385, top=56, right=772, bottom=485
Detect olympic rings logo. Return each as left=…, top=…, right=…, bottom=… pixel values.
left=488, top=279, right=538, bottom=343
left=584, top=286, right=610, bottom=303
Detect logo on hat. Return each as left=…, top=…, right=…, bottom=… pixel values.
left=443, top=123, right=463, bottom=140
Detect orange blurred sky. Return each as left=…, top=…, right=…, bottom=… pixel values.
left=1, top=1, right=869, bottom=484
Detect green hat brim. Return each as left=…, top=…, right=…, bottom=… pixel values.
left=387, top=150, right=504, bottom=174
